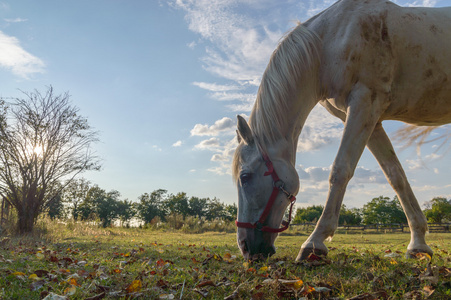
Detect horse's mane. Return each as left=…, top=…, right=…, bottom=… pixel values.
left=233, top=24, right=322, bottom=181
left=249, top=23, right=322, bottom=150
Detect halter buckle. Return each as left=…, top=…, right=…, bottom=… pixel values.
left=273, top=180, right=285, bottom=189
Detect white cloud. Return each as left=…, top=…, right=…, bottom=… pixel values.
left=194, top=137, right=221, bottom=150
left=172, top=140, right=183, bottom=147
left=400, top=0, right=437, bottom=7
left=4, top=18, right=28, bottom=23
left=0, top=31, right=45, bottom=78
left=298, top=164, right=386, bottom=185
left=193, top=81, right=243, bottom=92
left=172, top=0, right=284, bottom=86
left=151, top=145, right=162, bottom=152
left=298, top=105, right=343, bottom=152
left=190, top=117, right=235, bottom=136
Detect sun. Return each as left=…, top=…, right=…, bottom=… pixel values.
left=33, top=145, right=43, bottom=156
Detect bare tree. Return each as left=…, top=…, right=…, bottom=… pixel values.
left=0, top=86, right=100, bottom=233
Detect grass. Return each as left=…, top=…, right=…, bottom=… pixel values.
left=0, top=219, right=450, bottom=299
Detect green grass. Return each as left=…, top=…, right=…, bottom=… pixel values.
left=0, top=220, right=450, bottom=299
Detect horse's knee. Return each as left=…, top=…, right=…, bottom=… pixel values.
left=329, top=165, right=353, bottom=187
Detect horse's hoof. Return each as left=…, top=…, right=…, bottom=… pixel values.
left=405, top=249, right=434, bottom=259
left=296, top=247, right=328, bottom=262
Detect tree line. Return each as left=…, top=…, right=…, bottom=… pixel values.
left=293, top=195, right=451, bottom=225
left=45, top=178, right=237, bottom=228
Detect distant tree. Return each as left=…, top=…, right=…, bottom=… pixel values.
left=63, top=178, right=92, bottom=220
left=96, top=190, right=121, bottom=227
left=137, top=189, right=167, bottom=224
left=224, top=203, right=237, bottom=222
left=188, top=196, right=207, bottom=219
left=362, top=196, right=407, bottom=225
left=116, top=199, right=136, bottom=227
left=339, top=205, right=362, bottom=225
left=293, top=205, right=323, bottom=224
left=205, top=197, right=227, bottom=220
left=45, top=192, right=65, bottom=220
left=78, top=185, right=104, bottom=221
left=423, top=197, right=451, bottom=224
left=0, top=87, right=100, bottom=233
left=164, top=192, right=190, bottom=219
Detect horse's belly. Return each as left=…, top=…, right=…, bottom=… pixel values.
left=386, top=89, right=451, bottom=126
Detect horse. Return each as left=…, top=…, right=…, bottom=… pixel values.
left=233, top=0, right=451, bottom=261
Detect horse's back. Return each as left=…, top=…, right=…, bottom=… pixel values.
left=306, top=0, right=451, bottom=126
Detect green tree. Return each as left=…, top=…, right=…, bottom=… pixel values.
left=362, top=196, right=407, bottom=225
left=78, top=185, right=104, bottom=221
left=293, top=205, right=323, bottom=223
left=64, top=178, right=92, bottom=220
left=45, top=192, right=65, bottom=220
left=188, top=196, right=207, bottom=219
left=164, top=192, right=190, bottom=218
left=205, top=197, right=227, bottom=220
left=137, top=189, right=167, bottom=224
left=116, top=199, right=136, bottom=227
left=224, top=203, right=237, bottom=222
left=423, top=197, right=451, bottom=223
left=96, top=190, right=121, bottom=228
left=0, top=87, right=100, bottom=233
left=339, top=205, right=362, bottom=225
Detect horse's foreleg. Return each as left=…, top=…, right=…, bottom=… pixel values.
left=366, top=123, right=433, bottom=258
left=297, top=84, right=384, bottom=261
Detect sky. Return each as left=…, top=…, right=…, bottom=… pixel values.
left=1, top=0, right=450, bottom=210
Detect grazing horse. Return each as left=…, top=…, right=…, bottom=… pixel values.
left=233, top=0, right=451, bottom=261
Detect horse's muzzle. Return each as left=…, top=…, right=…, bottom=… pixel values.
left=238, top=228, right=276, bottom=260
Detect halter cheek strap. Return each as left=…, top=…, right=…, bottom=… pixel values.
left=235, top=152, right=297, bottom=233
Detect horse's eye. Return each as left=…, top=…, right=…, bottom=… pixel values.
left=240, top=173, right=252, bottom=185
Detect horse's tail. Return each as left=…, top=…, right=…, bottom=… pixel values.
left=394, top=124, right=451, bottom=155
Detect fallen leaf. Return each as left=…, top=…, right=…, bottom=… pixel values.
left=125, top=279, right=142, bottom=293
left=196, top=280, right=216, bottom=288
left=63, top=285, right=76, bottom=296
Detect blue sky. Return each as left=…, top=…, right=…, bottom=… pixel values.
left=1, top=0, right=450, bottom=209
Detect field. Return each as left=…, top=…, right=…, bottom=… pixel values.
left=0, top=220, right=450, bottom=299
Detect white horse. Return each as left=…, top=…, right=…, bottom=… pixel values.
left=233, top=0, right=451, bottom=261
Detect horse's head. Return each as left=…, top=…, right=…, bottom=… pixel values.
left=233, top=116, right=299, bottom=260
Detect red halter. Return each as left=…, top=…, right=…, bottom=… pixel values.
left=235, top=151, right=297, bottom=233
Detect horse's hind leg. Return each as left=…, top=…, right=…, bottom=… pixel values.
left=366, top=123, right=433, bottom=258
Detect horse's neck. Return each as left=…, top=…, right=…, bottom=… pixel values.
left=266, top=89, right=319, bottom=164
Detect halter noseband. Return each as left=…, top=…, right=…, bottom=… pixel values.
left=235, top=151, right=297, bottom=233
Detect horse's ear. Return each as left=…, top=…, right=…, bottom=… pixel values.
left=237, top=115, right=254, bottom=145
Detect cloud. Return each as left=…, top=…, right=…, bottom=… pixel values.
left=193, top=81, right=243, bottom=92
left=172, top=0, right=284, bottom=86
left=405, top=152, right=443, bottom=170
left=194, top=137, right=221, bottom=150
left=4, top=18, right=28, bottom=23
left=399, top=0, right=437, bottom=7
left=172, top=140, right=183, bottom=147
left=190, top=117, right=235, bottom=136
left=151, top=145, right=162, bottom=152
left=0, top=30, right=45, bottom=78
left=297, top=105, right=343, bottom=152
left=298, top=164, right=386, bottom=185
